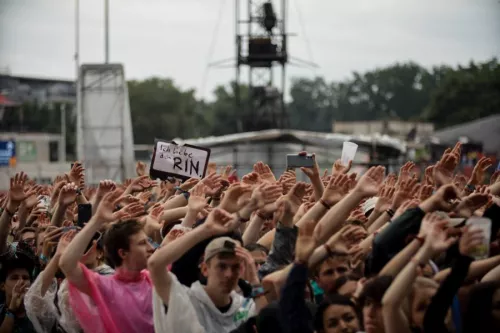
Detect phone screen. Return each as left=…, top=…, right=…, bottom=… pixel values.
left=77, top=204, right=92, bottom=227
left=287, top=154, right=315, bottom=169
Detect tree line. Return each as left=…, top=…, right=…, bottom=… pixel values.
left=4, top=58, right=499, bottom=156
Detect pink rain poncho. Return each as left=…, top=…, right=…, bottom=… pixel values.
left=68, top=263, right=154, bottom=333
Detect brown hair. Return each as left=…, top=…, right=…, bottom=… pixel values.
left=103, top=220, right=144, bottom=267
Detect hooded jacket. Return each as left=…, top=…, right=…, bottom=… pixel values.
left=153, top=272, right=255, bottom=333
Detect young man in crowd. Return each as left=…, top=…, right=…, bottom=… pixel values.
left=148, top=208, right=268, bottom=333
left=59, top=189, right=151, bottom=333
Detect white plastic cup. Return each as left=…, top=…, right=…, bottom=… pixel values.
left=465, top=217, right=491, bottom=260
left=341, top=142, right=358, bottom=166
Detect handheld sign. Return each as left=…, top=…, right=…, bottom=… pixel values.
left=149, top=140, right=211, bottom=181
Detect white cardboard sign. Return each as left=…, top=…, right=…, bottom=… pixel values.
left=150, top=140, right=211, bottom=180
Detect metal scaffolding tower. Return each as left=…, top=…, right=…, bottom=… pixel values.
left=235, top=0, right=289, bottom=131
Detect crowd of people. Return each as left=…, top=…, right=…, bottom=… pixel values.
left=0, top=142, right=499, bottom=333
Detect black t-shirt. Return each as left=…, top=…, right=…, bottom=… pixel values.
left=216, top=298, right=233, bottom=313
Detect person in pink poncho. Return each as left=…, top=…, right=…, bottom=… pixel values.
left=59, top=190, right=153, bottom=333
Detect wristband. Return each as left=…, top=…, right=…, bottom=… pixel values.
left=5, top=310, right=15, bottom=319
left=386, top=209, right=395, bottom=218
left=250, top=286, right=266, bottom=298
left=415, top=235, right=425, bottom=245
left=40, top=254, right=49, bottom=264
left=319, top=199, right=332, bottom=210
left=182, top=191, right=190, bottom=201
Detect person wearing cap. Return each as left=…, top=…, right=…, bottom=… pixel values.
left=149, top=208, right=268, bottom=333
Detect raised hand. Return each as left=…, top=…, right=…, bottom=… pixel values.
left=347, top=208, right=367, bottom=224
left=136, top=161, right=147, bottom=177
left=69, top=162, right=85, bottom=189
left=397, top=161, right=415, bottom=186
left=235, top=246, right=260, bottom=284
left=23, top=185, right=43, bottom=209
left=202, top=208, right=238, bottom=236
left=392, top=177, right=418, bottom=210
left=128, top=175, right=155, bottom=193
left=299, top=152, right=320, bottom=179
left=180, top=178, right=199, bottom=192
left=419, top=213, right=449, bottom=239
left=250, top=183, right=282, bottom=211
left=322, top=174, right=350, bottom=206
left=201, top=173, right=223, bottom=197
left=188, top=185, right=208, bottom=212
left=241, top=172, right=261, bottom=188
left=332, top=159, right=352, bottom=176
left=9, top=280, right=29, bottom=313
left=253, top=161, right=276, bottom=183
left=434, top=144, right=460, bottom=186
left=8, top=172, right=35, bottom=207
left=56, top=229, right=78, bottom=255
left=425, top=223, right=457, bottom=253
left=97, top=179, right=116, bottom=197
left=220, top=165, right=234, bottom=181
left=114, top=194, right=140, bottom=207
left=375, top=185, right=395, bottom=212
left=394, top=199, right=420, bottom=219
left=219, top=184, right=252, bottom=213
left=27, top=204, right=45, bottom=224
left=279, top=172, right=296, bottom=195
left=326, top=224, right=367, bottom=253
left=421, top=184, right=460, bottom=213
left=354, top=166, right=385, bottom=197
left=455, top=191, right=491, bottom=217
left=282, top=182, right=308, bottom=215
left=149, top=205, right=165, bottom=220
left=295, top=220, right=320, bottom=264
left=469, top=156, right=493, bottom=185
left=418, top=184, right=434, bottom=202
left=424, top=166, right=435, bottom=186
left=95, top=189, right=144, bottom=223
left=58, top=183, right=78, bottom=207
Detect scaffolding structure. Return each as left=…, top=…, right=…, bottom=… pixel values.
left=77, top=64, right=135, bottom=184
left=235, top=0, right=289, bottom=131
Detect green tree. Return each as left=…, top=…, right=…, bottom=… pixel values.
left=423, top=59, right=500, bottom=128
left=128, top=78, right=205, bottom=143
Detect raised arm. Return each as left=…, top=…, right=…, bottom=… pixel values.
left=315, top=166, right=385, bottom=243
left=382, top=215, right=455, bottom=333
left=59, top=190, right=143, bottom=293
left=0, top=172, right=34, bottom=252
left=148, top=208, right=239, bottom=305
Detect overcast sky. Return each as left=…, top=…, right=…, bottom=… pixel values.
left=0, top=0, right=499, bottom=100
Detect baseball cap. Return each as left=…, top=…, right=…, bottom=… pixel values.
left=204, top=237, right=239, bottom=263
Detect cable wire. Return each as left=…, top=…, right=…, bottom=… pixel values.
left=199, top=0, right=228, bottom=100
left=291, top=0, right=317, bottom=77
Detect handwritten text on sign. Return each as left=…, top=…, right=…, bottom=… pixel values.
left=152, top=141, right=209, bottom=179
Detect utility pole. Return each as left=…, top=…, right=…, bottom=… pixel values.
left=105, top=0, right=109, bottom=63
